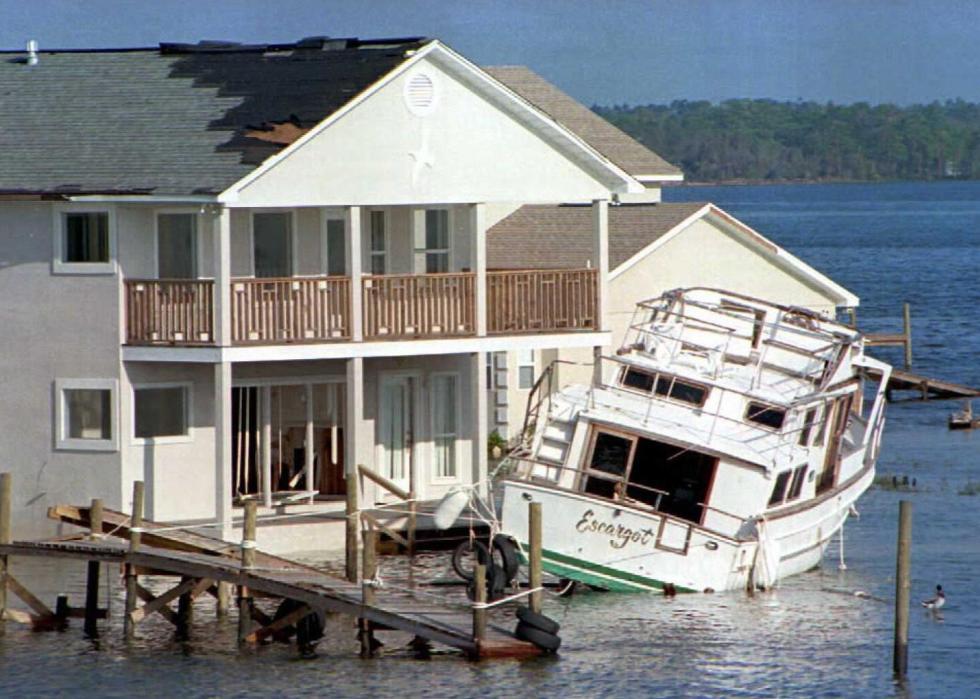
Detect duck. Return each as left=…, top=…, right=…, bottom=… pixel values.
left=921, top=584, right=945, bottom=609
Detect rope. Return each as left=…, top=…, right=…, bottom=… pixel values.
left=470, top=586, right=544, bottom=609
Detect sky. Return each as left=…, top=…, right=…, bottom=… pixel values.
left=1, top=0, right=978, bottom=107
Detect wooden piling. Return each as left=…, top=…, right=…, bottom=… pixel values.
left=216, top=582, right=230, bottom=619
left=529, top=501, right=543, bottom=614
left=408, top=497, right=417, bottom=558
left=84, top=498, right=102, bottom=639
left=903, top=302, right=913, bottom=369
left=0, top=472, right=10, bottom=636
left=360, top=528, right=378, bottom=657
left=346, top=477, right=359, bottom=583
left=238, top=500, right=257, bottom=643
left=124, top=481, right=144, bottom=640
left=176, top=576, right=193, bottom=641
left=55, top=593, right=69, bottom=631
left=473, top=563, right=487, bottom=646
left=894, top=500, right=912, bottom=678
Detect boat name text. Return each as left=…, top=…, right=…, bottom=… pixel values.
left=576, top=509, right=655, bottom=549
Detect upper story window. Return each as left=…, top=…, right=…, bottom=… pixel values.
left=747, top=401, right=787, bottom=430
left=424, top=209, right=450, bottom=273
left=54, top=378, right=118, bottom=452
left=369, top=211, right=387, bottom=275
left=324, top=216, right=346, bottom=276
left=618, top=367, right=709, bottom=407
left=53, top=208, right=115, bottom=275
left=252, top=212, right=292, bottom=278
left=157, top=213, right=197, bottom=279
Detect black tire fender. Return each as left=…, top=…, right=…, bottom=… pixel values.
left=492, top=534, right=521, bottom=584
left=516, top=605, right=560, bottom=635
left=515, top=620, right=561, bottom=653
left=452, top=539, right=490, bottom=581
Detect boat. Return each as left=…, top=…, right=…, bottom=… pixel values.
left=948, top=400, right=979, bottom=430
left=495, top=288, right=891, bottom=593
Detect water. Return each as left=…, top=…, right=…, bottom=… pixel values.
left=4, top=180, right=980, bottom=697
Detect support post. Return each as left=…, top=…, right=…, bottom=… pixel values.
left=84, top=498, right=103, bottom=639
left=346, top=206, right=363, bottom=342
left=360, top=528, right=377, bottom=657
left=472, top=351, right=488, bottom=498
left=0, top=472, right=10, bottom=637
left=894, top=500, right=912, bottom=678
left=212, top=207, right=232, bottom=347
left=473, top=563, right=487, bottom=648
left=305, top=383, right=315, bottom=504
left=345, top=474, right=360, bottom=583
left=261, top=385, right=272, bottom=508
left=903, top=302, right=912, bottom=370
left=55, top=594, right=69, bottom=631
left=529, top=501, right=543, bottom=615
left=124, top=480, right=144, bottom=640
left=592, top=198, right=609, bottom=332
left=216, top=582, right=231, bottom=619
left=214, top=361, right=233, bottom=539
left=176, top=576, right=193, bottom=641
left=238, top=500, right=257, bottom=643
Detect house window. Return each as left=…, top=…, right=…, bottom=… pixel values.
left=369, top=211, right=387, bottom=274
left=431, top=374, right=458, bottom=478
left=325, top=217, right=346, bottom=276
left=518, top=350, right=535, bottom=389
left=253, top=212, right=292, bottom=278
left=54, top=209, right=115, bottom=274
left=424, top=209, right=450, bottom=273
left=746, top=402, right=786, bottom=430
left=134, top=385, right=190, bottom=440
left=55, top=379, right=117, bottom=451
left=157, top=213, right=197, bottom=279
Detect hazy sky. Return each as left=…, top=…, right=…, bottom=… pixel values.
left=1, top=1, right=977, bottom=107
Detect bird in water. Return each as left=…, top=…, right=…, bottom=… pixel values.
left=922, top=584, right=945, bottom=609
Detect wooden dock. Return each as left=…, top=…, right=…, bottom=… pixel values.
left=884, top=368, right=980, bottom=403
left=0, top=482, right=543, bottom=661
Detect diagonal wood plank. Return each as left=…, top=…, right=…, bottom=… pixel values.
left=135, top=583, right=178, bottom=625
left=6, top=573, right=53, bottom=618
left=246, top=604, right=312, bottom=643
left=131, top=577, right=198, bottom=624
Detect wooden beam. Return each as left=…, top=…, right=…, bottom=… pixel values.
left=360, top=511, right=409, bottom=549
left=6, top=573, right=53, bottom=618
left=245, top=603, right=312, bottom=643
left=130, top=577, right=198, bottom=625
left=135, top=583, right=178, bottom=625
left=357, top=464, right=411, bottom=501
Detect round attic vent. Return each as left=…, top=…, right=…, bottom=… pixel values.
left=404, top=72, right=437, bottom=115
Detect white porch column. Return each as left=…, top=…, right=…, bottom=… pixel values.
left=592, top=199, right=609, bottom=386
left=212, top=207, right=232, bottom=347
left=261, top=385, right=272, bottom=508
left=470, top=203, right=487, bottom=336
left=214, top=361, right=233, bottom=538
left=346, top=206, right=363, bottom=342
left=345, top=356, right=370, bottom=502
left=471, top=351, right=489, bottom=496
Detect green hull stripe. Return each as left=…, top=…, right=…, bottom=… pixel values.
left=519, top=543, right=695, bottom=593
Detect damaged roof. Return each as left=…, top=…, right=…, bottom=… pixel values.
left=0, top=37, right=426, bottom=196
left=488, top=202, right=706, bottom=271
left=485, top=66, right=682, bottom=181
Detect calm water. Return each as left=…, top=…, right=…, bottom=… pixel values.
left=4, top=181, right=980, bottom=698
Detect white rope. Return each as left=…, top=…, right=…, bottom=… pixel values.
left=240, top=540, right=257, bottom=550
left=470, top=586, right=544, bottom=609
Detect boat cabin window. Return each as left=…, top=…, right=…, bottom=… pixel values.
left=798, top=408, right=819, bottom=446
left=787, top=466, right=807, bottom=500
left=581, top=428, right=718, bottom=524
left=618, top=368, right=709, bottom=407
left=768, top=471, right=791, bottom=506
left=746, top=402, right=786, bottom=430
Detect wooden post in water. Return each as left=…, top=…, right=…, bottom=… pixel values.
left=345, top=476, right=359, bottom=583
left=176, top=575, right=193, bottom=641
left=216, top=582, right=230, bottom=619
left=529, top=501, right=543, bottom=615
left=238, top=500, right=257, bottom=643
left=0, top=473, right=11, bottom=637
left=903, top=302, right=913, bottom=370
left=407, top=496, right=417, bottom=558
left=124, top=481, right=144, bottom=640
left=360, top=528, right=378, bottom=657
left=84, top=498, right=103, bottom=638
left=894, top=500, right=912, bottom=678
left=473, top=563, right=487, bottom=647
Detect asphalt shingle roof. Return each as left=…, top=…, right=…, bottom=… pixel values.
left=0, top=38, right=425, bottom=195
left=488, top=202, right=707, bottom=271
left=485, top=66, right=681, bottom=180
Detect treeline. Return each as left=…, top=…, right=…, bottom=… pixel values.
left=595, top=99, right=980, bottom=182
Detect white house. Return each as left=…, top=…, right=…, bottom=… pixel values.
left=486, top=202, right=859, bottom=437
left=0, top=37, right=669, bottom=550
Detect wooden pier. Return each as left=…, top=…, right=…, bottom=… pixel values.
left=884, top=368, right=980, bottom=403
left=0, top=477, right=544, bottom=661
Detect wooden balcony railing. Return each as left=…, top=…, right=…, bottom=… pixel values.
left=362, top=272, right=476, bottom=340
left=125, top=279, right=215, bottom=345
left=231, top=276, right=351, bottom=344
left=487, top=268, right=598, bottom=334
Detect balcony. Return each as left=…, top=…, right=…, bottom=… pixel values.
left=124, top=268, right=599, bottom=347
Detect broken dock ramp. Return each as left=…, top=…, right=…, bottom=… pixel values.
left=884, top=368, right=980, bottom=403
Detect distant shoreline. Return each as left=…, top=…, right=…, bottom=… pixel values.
left=669, top=178, right=978, bottom=187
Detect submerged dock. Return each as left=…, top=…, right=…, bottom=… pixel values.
left=0, top=477, right=543, bottom=661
